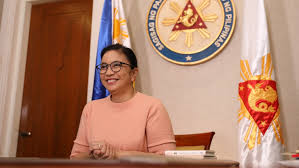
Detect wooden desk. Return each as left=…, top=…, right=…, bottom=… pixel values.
left=0, top=156, right=239, bottom=168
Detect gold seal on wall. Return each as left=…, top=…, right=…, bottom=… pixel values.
left=146, top=0, right=236, bottom=65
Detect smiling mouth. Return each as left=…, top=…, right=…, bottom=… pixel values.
left=107, top=79, right=118, bottom=84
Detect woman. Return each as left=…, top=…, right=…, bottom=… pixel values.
left=70, top=44, right=176, bottom=159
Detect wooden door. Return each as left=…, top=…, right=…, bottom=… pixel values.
left=17, top=0, right=92, bottom=158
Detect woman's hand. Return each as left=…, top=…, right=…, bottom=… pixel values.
left=90, top=141, right=118, bottom=160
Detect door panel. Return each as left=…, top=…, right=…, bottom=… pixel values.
left=17, top=0, right=93, bottom=158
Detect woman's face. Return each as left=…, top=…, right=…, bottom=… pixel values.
left=100, top=50, right=137, bottom=94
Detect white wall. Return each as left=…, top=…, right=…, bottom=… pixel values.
left=0, top=0, right=298, bottom=159
left=88, top=0, right=299, bottom=160
left=125, top=0, right=241, bottom=160
left=264, top=0, right=299, bottom=153
left=0, top=0, right=24, bottom=156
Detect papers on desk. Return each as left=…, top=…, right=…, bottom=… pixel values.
left=278, top=160, right=299, bottom=167
left=165, top=150, right=217, bottom=160
left=281, top=152, right=299, bottom=160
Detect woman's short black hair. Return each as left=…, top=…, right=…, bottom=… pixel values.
left=101, top=44, right=138, bottom=68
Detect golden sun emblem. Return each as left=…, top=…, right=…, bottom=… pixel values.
left=113, top=8, right=129, bottom=44
left=162, top=0, right=218, bottom=47
left=238, top=53, right=284, bottom=150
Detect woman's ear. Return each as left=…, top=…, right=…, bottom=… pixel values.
left=130, top=68, right=138, bottom=82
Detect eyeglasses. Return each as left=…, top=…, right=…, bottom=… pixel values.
left=96, top=61, right=134, bottom=74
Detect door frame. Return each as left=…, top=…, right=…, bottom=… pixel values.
left=0, top=0, right=101, bottom=157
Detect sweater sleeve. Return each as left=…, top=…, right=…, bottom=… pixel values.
left=146, top=100, right=176, bottom=154
left=70, top=103, right=91, bottom=157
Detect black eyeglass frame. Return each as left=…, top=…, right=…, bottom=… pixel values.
left=96, top=61, right=134, bottom=74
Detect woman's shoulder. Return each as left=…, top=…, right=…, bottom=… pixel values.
left=136, top=92, right=163, bottom=106
left=82, top=97, right=109, bottom=114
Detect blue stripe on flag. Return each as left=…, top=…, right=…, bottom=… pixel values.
left=92, top=0, right=112, bottom=100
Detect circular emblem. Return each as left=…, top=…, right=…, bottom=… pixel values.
left=146, top=0, right=236, bottom=65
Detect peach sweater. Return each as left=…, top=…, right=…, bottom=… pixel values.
left=71, top=92, right=176, bottom=157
